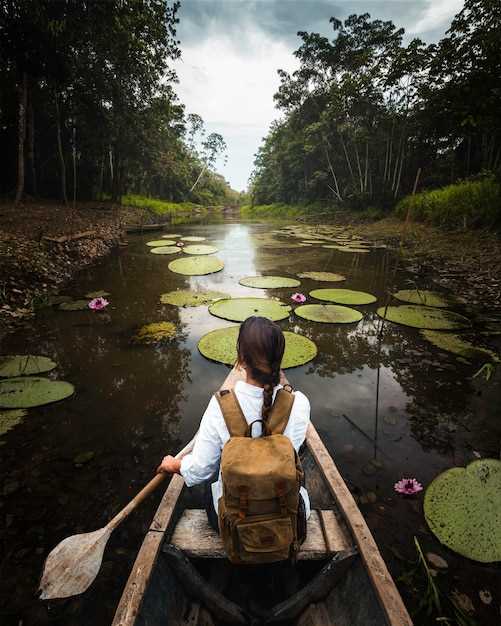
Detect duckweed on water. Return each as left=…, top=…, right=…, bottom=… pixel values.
left=0, top=355, right=57, bottom=378
left=168, top=256, right=224, bottom=275
left=198, top=326, right=317, bottom=368
left=0, top=377, right=75, bottom=408
left=310, top=288, right=377, bottom=305
left=239, top=276, right=300, bottom=289
left=132, top=322, right=177, bottom=344
left=393, top=289, right=453, bottom=308
left=424, top=459, right=501, bottom=563
left=376, top=305, right=470, bottom=330
left=294, top=304, right=363, bottom=324
left=160, top=290, right=228, bottom=307
left=208, top=297, right=291, bottom=322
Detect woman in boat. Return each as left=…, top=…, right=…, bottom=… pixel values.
left=157, top=315, right=311, bottom=532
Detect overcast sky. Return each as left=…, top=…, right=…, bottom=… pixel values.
left=174, top=0, right=464, bottom=191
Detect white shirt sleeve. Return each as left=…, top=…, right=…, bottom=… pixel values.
left=283, top=391, right=310, bottom=451
left=180, top=396, right=224, bottom=487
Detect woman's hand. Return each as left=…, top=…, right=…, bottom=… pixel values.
left=156, top=455, right=181, bottom=475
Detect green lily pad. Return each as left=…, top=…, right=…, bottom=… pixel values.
left=376, top=305, right=471, bottom=330
left=182, top=236, right=206, bottom=242
left=393, top=290, right=453, bottom=308
left=294, top=304, right=363, bottom=324
left=146, top=240, right=176, bottom=247
left=0, top=377, right=74, bottom=408
left=0, top=409, right=28, bottom=438
left=162, top=234, right=181, bottom=238
left=297, top=272, right=346, bottom=282
left=0, top=355, right=57, bottom=378
left=74, top=451, right=95, bottom=465
left=198, top=326, right=317, bottom=368
left=160, top=290, right=229, bottom=307
left=168, top=256, right=224, bottom=276
left=310, top=289, right=377, bottom=305
left=183, top=244, right=219, bottom=255
left=132, top=322, right=177, bottom=344
left=208, top=297, right=291, bottom=322
left=150, top=246, right=180, bottom=255
left=424, top=459, right=501, bottom=563
left=59, top=300, right=90, bottom=311
left=239, top=276, right=301, bottom=289
left=85, top=290, right=110, bottom=299
left=421, top=330, right=499, bottom=362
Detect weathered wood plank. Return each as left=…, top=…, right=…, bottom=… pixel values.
left=305, top=424, right=413, bottom=626
left=170, top=508, right=352, bottom=559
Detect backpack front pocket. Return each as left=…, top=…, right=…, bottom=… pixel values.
left=236, top=516, right=293, bottom=562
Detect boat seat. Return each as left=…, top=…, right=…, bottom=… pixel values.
left=169, top=509, right=352, bottom=560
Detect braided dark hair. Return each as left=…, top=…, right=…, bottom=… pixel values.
left=236, top=316, right=285, bottom=423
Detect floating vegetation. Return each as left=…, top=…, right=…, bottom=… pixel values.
left=323, top=245, right=369, bottom=253
left=88, top=297, right=109, bottom=310
left=376, top=305, right=471, bottom=330
left=208, top=297, right=291, bottom=322
left=0, top=409, right=28, bottom=439
left=239, top=276, right=300, bottom=289
left=168, top=256, right=224, bottom=276
left=162, top=234, right=181, bottom=238
left=160, top=290, right=228, bottom=307
left=393, top=290, right=453, bottom=308
left=294, top=304, right=363, bottom=324
left=59, top=300, right=90, bottom=311
left=297, top=272, right=346, bottom=282
left=146, top=240, right=176, bottom=247
left=0, top=355, right=57, bottom=378
left=132, top=321, right=177, bottom=344
left=198, top=326, right=317, bottom=368
left=182, top=244, right=219, bottom=255
left=85, top=290, right=110, bottom=299
left=424, top=459, right=501, bottom=563
left=0, top=377, right=74, bottom=408
left=150, top=246, right=180, bottom=255
left=421, top=330, right=499, bottom=362
left=181, top=236, right=206, bottom=242
left=310, top=288, right=377, bottom=305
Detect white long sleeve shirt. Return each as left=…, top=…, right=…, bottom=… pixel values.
left=180, top=380, right=311, bottom=518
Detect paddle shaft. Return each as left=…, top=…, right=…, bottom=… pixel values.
left=107, top=435, right=196, bottom=532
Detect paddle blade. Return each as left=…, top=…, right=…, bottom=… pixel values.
left=39, top=527, right=111, bottom=600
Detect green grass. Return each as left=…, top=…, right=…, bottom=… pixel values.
left=395, top=176, right=501, bottom=229
left=121, top=194, right=204, bottom=216
left=240, top=202, right=335, bottom=220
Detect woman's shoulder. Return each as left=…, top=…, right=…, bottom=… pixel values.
left=291, top=389, right=310, bottom=413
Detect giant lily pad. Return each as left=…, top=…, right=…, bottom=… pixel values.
left=424, top=459, right=501, bottom=563
left=183, top=244, right=219, bottom=255
left=198, top=326, right=317, bottom=368
left=160, top=290, right=229, bottom=307
left=239, top=276, right=300, bottom=289
left=208, top=297, right=291, bottom=322
left=297, top=272, right=346, bottom=282
left=394, top=290, right=453, bottom=308
left=168, top=256, right=224, bottom=276
left=0, top=409, right=28, bottom=439
left=150, top=246, right=180, bottom=255
left=85, top=290, right=110, bottom=299
left=310, top=289, right=377, bottom=305
left=162, top=234, right=181, bottom=238
left=146, top=240, right=176, bottom=247
left=294, top=304, right=363, bottom=324
left=0, top=355, right=57, bottom=378
left=323, top=245, right=369, bottom=253
left=59, top=300, right=90, bottom=311
left=376, top=305, right=470, bottom=330
left=0, top=377, right=74, bottom=408
left=182, top=236, right=206, bottom=242
left=421, top=330, right=499, bottom=362
left=132, top=322, right=177, bottom=344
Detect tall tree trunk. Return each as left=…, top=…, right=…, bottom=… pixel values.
left=14, top=72, right=28, bottom=205
left=383, top=136, right=389, bottom=184
left=394, top=146, right=405, bottom=199
left=72, top=123, right=77, bottom=209
left=354, top=142, right=364, bottom=193
left=323, top=145, right=342, bottom=201
left=109, top=146, right=114, bottom=194
left=363, top=141, right=369, bottom=193
left=27, top=84, right=37, bottom=196
left=190, top=163, right=207, bottom=192
left=98, top=152, right=104, bottom=199
left=340, top=136, right=356, bottom=188
left=55, top=95, right=68, bottom=204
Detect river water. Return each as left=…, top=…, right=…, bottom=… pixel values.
left=1, top=218, right=499, bottom=625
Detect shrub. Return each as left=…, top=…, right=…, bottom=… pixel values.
left=121, top=194, right=203, bottom=216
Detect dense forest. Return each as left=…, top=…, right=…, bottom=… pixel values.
left=250, top=0, right=501, bottom=213
left=0, top=0, right=234, bottom=206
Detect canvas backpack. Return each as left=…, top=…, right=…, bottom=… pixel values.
left=215, top=386, right=304, bottom=565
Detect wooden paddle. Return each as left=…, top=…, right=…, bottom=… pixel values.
left=38, top=435, right=197, bottom=600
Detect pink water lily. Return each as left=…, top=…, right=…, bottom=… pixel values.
left=88, top=297, right=109, bottom=311
left=291, top=293, right=306, bottom=303
left=394, top=478, right=423, bottom=495
left=176, top=241, right=185, bottom=247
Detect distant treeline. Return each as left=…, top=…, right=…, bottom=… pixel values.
left=250, top=0, right=501, bottom=214
left=0, top=1, right=235, bottom=206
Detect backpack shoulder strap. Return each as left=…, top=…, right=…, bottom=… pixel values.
left=266, top=386, right=295, bottom=435
left=215, top=390, right=248, bottom=437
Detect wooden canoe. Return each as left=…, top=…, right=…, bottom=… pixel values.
left=112, top=423, right=412, bottom=626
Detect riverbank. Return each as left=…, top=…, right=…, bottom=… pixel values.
left=0, top=201, right=122, bottom=340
